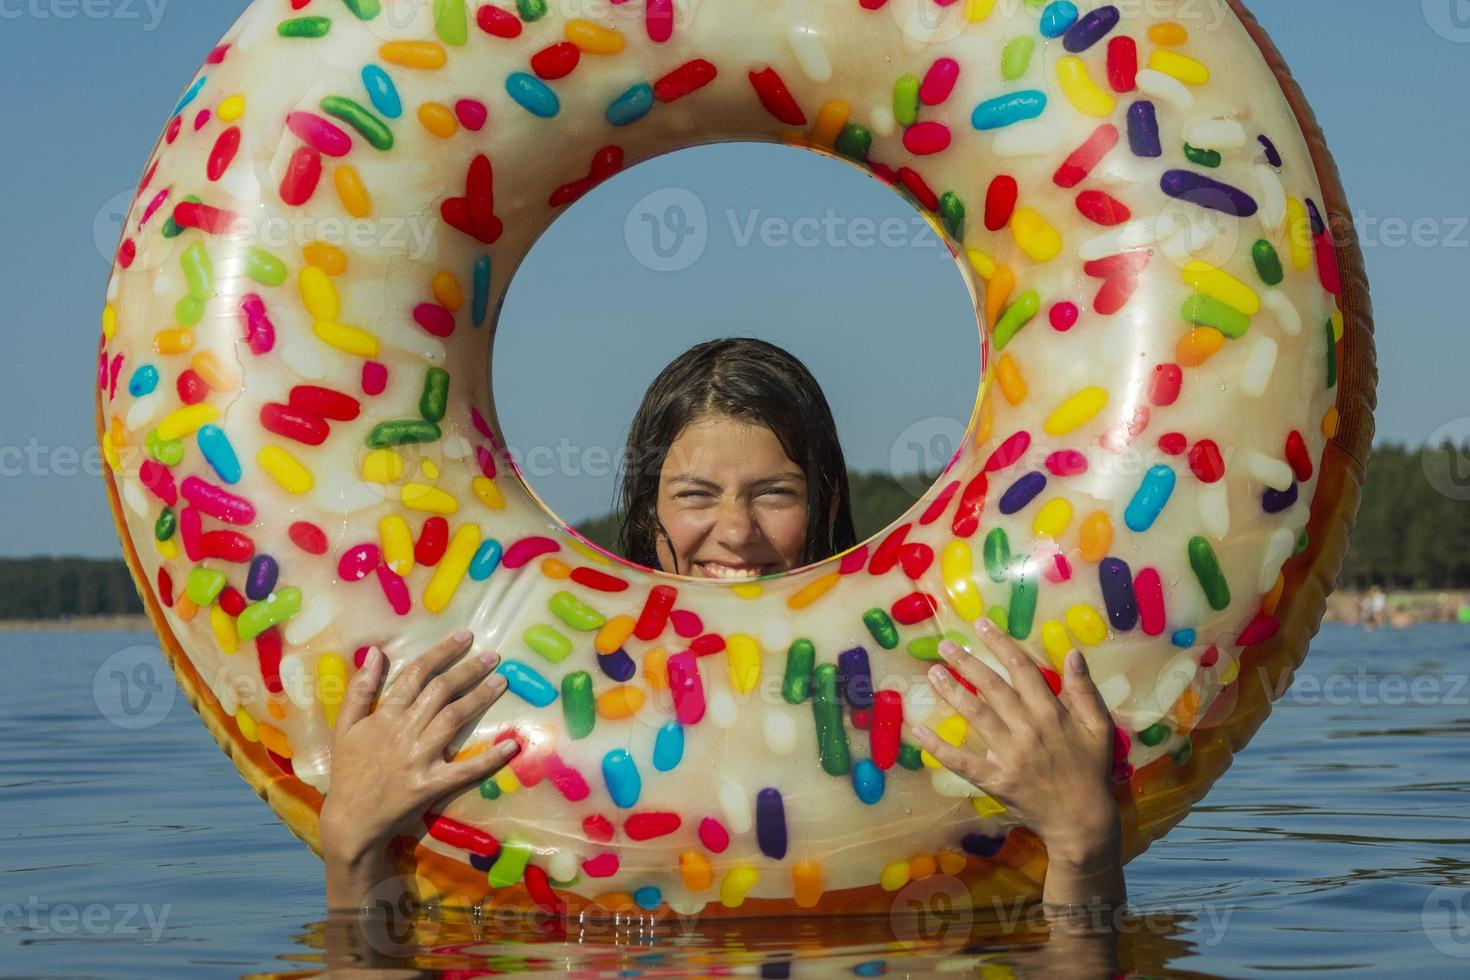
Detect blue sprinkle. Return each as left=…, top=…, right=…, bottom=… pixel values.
left=172, top=75, right=207, bottom=117
left=1171, top=629, right=1196, bottom=648
left=998, top=470, right=1047, bottom=515
left=1127, top=100, right=1162, bottom=157
left=971, top=91, right=1047, bottom=131
left=1040, top=1, right=1079, bottom=39
left=469, top=539, right=502, bottom=580
left=246, top=555, right=278, bottom=601
left=196, top=424, right=241, bottom=484
left=1063, top=4, right=1119, bottom=53
left=855, top=962, right=885, bottom=978
left=602, top=748, right=641, bottom=808
left=598, top=647, right=637, bottom=682
left=506, top=72, right=559, bottom=118
left=498, top=659, right=557, bottom=707
left=128, top=365, right=159, bottom=397
left=652, top=720, right=684, bottom=772
left=1124, top=465, right=1176, bottom=532
left=852, top=759, right=884, bottom=805
left=361, top=64, right=402, bottom=119
left=472, top=254, right=491, bottom=327
left=633, top=886, right=662, bottom=911
left=606, top=82, right=654, bottom=126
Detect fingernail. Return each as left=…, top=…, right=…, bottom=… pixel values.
left=363, top=646, right=380, bottom=669
left=976, top=618, right=997, bottom=635
left=452, top=629, right=473, bottom=644
left=928, top=665, right=947, bottom=684
left=480, top=651, right=499, bottom=667
left=1068, top=650, right=1088, bottom=674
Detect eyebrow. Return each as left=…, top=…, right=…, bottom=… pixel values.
left=667, top=471, right=805, bottom=489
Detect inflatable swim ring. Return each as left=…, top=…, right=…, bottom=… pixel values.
left=97, top=0, right=1375, bottom=917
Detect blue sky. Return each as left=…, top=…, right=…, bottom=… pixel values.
left=0, top=1, right=1464, bottom=557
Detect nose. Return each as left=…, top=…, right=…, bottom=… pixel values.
left=712, top=497, right=762, bottom=550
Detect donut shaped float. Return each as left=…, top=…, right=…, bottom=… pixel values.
left=97, top=0, right=1375, bottom=917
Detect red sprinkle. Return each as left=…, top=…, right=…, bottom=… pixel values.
left=697, top=817, right=729, bottom=853
left=984, top=175, right=1018, bottom=231
left=1150, top=364, right=1183, bottom=406
left=289, top=385, right=360, bottom=421
left=260, top=403, right=329, bottom=446
left=1054, top=124, right=1118, bottom=188
left=919, top=57, right=960, bottom=105
left=1285, top=430, right=1313, bottom=482
left=361, top=361, right=388, bottom=396
left=570, top=566, right=629, bottom=593
left=1134, top=567, right=1167, bottom=636
left=1157, top=432, right=1188, bottom=455
left=207, top=126, right=241, bottom=181
left=748, top=67, right=806, bottom=125
left=289, top=521, right=329, bottom=555
left=455, top=99, right=487, bottom=131
left=919, top=481, right=960, bottom=526
left=1076, top=189, right=1132, bottom=226
left=476, top=4, right=522, bottom=37
left=1107, top=36, right=1138, bottom=92
left=891, top=591, right=940, bottom=626
left=531, top=41, right=580, bottom=80
left=951, top=472, right=989, bottom=538
left=200, top=530, right=255, bottom=563
left=1045, top=450, right=1088, bottom=476
left=654, top=58, right=717, bottom=102
left=257, top=627, right=283, bottom=694
left=1188, top=440, right=1225, bottom=483
left=868, top=523, right=912, bottom=576
left=583, top=813, right=615, bottom=843
left=338, top=544, right=381, bottom=582
left=903, top=120, right=951, bottom=156
left=634, top=584, right=677, bottom=641
left=624, top=811, right=681, bottom=841
left=279, top=145, right=322, bottom=207
left=416, top=517, right=449, bottom=566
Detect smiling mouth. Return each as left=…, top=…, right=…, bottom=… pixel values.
left=694, top=561, right=773, bottom=580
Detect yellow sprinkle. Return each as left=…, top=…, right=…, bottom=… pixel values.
left=258, top=445, right=314, bottom=495
left=318, top=653, right=348, bottom=728
left=380, top=515, right=415, bottom=576
left=1079, top=511, right=1112, bottom=563
left=424, top=524, right=480, bottom=612
left=1041, top=619, right=1072, bottom=667
left=494, top=766, right=521, bottom=794
left=985, top=264, right=1015, bottom=328
left=719, top=866, right=759, bottom=908
left=595, top=615, right=637, bottom=655
left=596, top=685, right=645, bottom=719
left=540, top=557, right=572, bottom=579
left=1148, top=22, right=1189, bottom=45
left=643, top=647, right=669, bottom=689
left=1322, top=406, right=1339, bottom=438
left=679, top=850, right=712, bottom=891
left=109, top=414, right=127, bottom=449
left=101, top=305, right=117, bottom=339
left=1043, top=386, right=1108, bottom=436
left=879, top=860, right=911, bottom=892
left=174, top=594, right=198, bottom=623
left=1149, top=49, right=1209, bottom=85
left=380, top=41, right=446, bottom=70
left=809, top=99, right=850, bottom=148
left=210, top=604, right=238, bottom=655
left=333, top=165, right=372, bottom=218
left=1181, top=260, right=1260, bottom=315
left=1065, top=604, right=1109, bottom=646
left=731, top=582, right=763, bottom=599
left=941, top=540, right=985, bottom=621
left=971, top=794, right=1008, bottom=817
left=153, top=328, right=194, bottom=355
left=725, top=634, right=761, bottom=694
left=921, top=714, right=968, bottom=768
left=1032, top=497, right=1073, bottom=538
left=1220, top=658, right=1241, bottom=685
left=156, top=404, right=218, bottom=441
left=402, top=482, right=458, bottom=515
left=1056, top=56, right=1116, bottom=117
left=566, top=18, right=624, bottom=54
left=1178, top=327, right=1225, bottom=367
left=995, top=352, right=1027, bottom=405
left=299, top=266, right=339, bottom=322
left=792, top=861, right=824, bottom=908
left=418, top=101, right=459, bottom=138
left=787, top=570, right=840, bottom=609
left=362, top=448, right=405, bottom=484
left=1331, top=307, right=1344, bottom=342
left=964, top=0, right=995, bottom=20
left=966, top=247, right=997, bottom=280
left=432, top=270, right=463, bottom=311
left=304, top=241, right=348, bottom=275
left=472, top=476, right=505, bottom=510
left=190, top=351, right=238, bottom=392
left=234, top=707, right=258, bottom=742
left=451, top=741, right=488, bottom=763
left=154, top=536, right=177, bottom=560
left=217, top=95, right=245, bottom=121
left=1286, top=197, right=1312, bottom=271
left=312, top=321, right=379, bottom=357
left=420, top=458, right=440, bottom=481
left=1011, top=208, right=1063, bottom=262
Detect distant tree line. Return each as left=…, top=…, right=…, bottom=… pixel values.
left=1, top=448, right=1465, bottom=619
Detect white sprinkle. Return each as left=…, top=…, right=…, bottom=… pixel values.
left=869, top=103, right=896, bottom=139
left=1097, top=673, right=1131, bottom=712
left=126, top=392, right=163, bottom=431
left=1135, top=69, right=1195, bottom=111
left=123, top=478, right=152, bottom=520
left=278, top=336, right=332, bottom=381
left=719, top=779, right=752, bottom=834
left=1259, top=526, right=1297, bottom=592
left=280, top=653, right=313, bottom=708
left=1150, top=651, right=1199, bottom=722
left=931, top=768, right=979, bottom=798
left=763, top=711, right=796, bottom=755
left=547, top=849, right=579, bottom=883
left=788, top=20, right=832, bottom=83
left=1240, top=336, right=1278, bottom=398
left=1244, top=450, right=1295, bottom=491
left=993, top=114, right=1063, bottom=157
left=1263, top=288, right=1302, bottom=335
left=1254, top=164, right=1287, bottom=234
left=1183, top=118, right=1247, bottom=151
left=708, top=689, right=737, bottom=728
left=284, top=597, right=333, bottom=644
left=1197, top=481, right=1230, bottom=541
left=1078, top=213, right=1182, bottom=262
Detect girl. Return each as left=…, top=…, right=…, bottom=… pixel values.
left=322, top=338, right=1126, bottom=915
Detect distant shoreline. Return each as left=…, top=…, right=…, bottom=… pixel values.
left=0, top=614, right=153, bottom=632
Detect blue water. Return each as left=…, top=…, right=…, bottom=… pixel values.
left=3, top=623, right=1468, bottom=977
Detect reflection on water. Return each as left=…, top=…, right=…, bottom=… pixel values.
left=2, top=624, right=1468, bottom=978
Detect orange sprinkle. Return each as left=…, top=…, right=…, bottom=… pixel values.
left=418, top=101, right=459, bottom=138
left=595, top=614, right=637, bottom=655
left=190, top=351, right=239, bottom=391
left=788, top=571, right=840, bottom=609
left=1078, top=511, right=1113, bottom=563
left=792, top=861, right=823, bottom=908
left=540, top=558, right=572, bottom=579
left=985, top=264, right=1015, bottom=328
left=304, top=241, right=348, bottom=275
left=433, top=270, right=463, bottom=311
left=643, top=647, right=669, bottom=689
left=596, top=685, right=645, bottom=719
left=680, top=850, right=712, bottom=891
left=1177, top=327, right=1225, bottom=366
left=452, top=741, right=488, bottom=763
left=1263, top=574, right=1285, bottom=616
left=937, top=851, right=967, bottom=875
left=267, top=698, right=287, bottom=721
left=995, top=352, right=1027, bottom=405
left=153, top=329, right=194, bottom=355
left=1321, top=406, right=1339, bottom=438
left=909, top=854, right=937, bottom=880
left=174, top=594, right=198, bottom=623
left=1148, top=22, right=1189, bottom=45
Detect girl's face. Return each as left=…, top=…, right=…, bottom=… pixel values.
left=654, top=414, right=820, bottom=579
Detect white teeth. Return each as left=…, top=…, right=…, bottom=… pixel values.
left=702, top=563, right=762, bottom=579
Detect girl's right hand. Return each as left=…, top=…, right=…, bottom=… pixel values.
left=320, top=630, right=519, bottom=877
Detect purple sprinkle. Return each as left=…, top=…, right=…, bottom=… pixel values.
left=961, top=831, right=1006, bottom=857
left=998, top=470, right=1047, bottom=515
left=756, top=788, right=787, bottom=860
left=1160, top=170, right=1259, bottom=217
left=598, top=648, right=636, bottom=682
left=1098, top=557, right=1139, bottom=631
left=1257, top=134, right=1282, bottom=168
left=1063, top=4, right=1119, bottom=53
left=1127, top=100, right=1161, bottom=158
left=1305, top=198, right=1326, bottom=236
left=469, top=852, right=495, bottom=872
left=1263, top=482, right=1299, bottom=514
left=246, top=555, right=278, bottom=601
left=837, top=646, right=874, bottom=711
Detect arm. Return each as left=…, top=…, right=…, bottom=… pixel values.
left=319, top=629, right=520, bottom=911
left=910, top=618, right=1126, bottom=916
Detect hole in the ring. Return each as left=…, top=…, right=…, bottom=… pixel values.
left=494, top=142, right=982, bottom=581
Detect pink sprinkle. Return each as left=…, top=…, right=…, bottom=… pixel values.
left=919, top=57, right=959, bottom=105
left=413, top=302, right=456, bottom=338
left=697, top=817, right=729, bottom=853
left=193, top=109, right=211, bottom=131
left=1050, top=302, right=1079, bottom=331
left=240, top=294, right=276, bottom=355
left=1044, top=450, right=1088, bottom=477
left=376, top=564, right=412, bottom=615
left=180, top=476, right=255, bottom=525
left=361, top=360, right=388, bottom=396
left=455, top=99, right=488, bottom=131
left=475, top=445, right=497, bottom=480
left=286, top=111, right=353, bottom=158
left=502, top=535, right=560, bottom=569
left=903, top=120, right=951, bottom=156
left=646, top=0, right=673, bottom=42
left=669, top=608, right=702, bottom=638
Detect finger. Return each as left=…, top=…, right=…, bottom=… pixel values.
left=404, top=648, right=499, bottom=735
left=433, top=737, right=520, bottom=795
left=334, top=645, right=383, bottom=734
left=1058, top=649, right=1113, bottom=734
left=968, top=619, right=1060, bottom=714
left=910, top=722, right=1000, bottom=789
left=420, top=669, right=509, bottom=753
left=926, top=663, right=1011, bottom=747
left=937, top=635, right=1027, bottom=722
left=381, top=630, right=474, bottom=713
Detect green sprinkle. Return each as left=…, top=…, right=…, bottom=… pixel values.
left=1187, top=536, right=1231, bottom=611
left=154, top=507, right=177, bottom=542
left=811, top=663, right=851, bottom=777
left=1169, top=738, right=1193, bottom=766
left=1325, top=318, right=1337, bottom=389
left=938, top=191, right=964, bottom=241
left=782, top=638, right=815, bottom=705
left=146, top=431, right=184, bottom=465
left=342, top=0, right=381, bottom=19
left=1001, top=37, right=1035, bottom=81
left=986, top=605, right=1009, bottom=634
left=434, top=0, right=468, bottom=44
left=893, top=75, right=920, bottom=126
left=419, top=368, right=450, bottom=424
left=181, top=241, right=213, bottom=301
left=983, top=527, right=1011, bottom=583
left=245, top=247, right=288, bottom=287
left=175, top=295, right=204, bottom=328
left=994, top=290, right=1040, bottom=350
left=478, top=777, right=502, bottom=800
left=1293, top=529, right=1310, bottom=557
left=320, top=95, right=394, bottom=151
left=487, top=835, right=532, bottom=888
left=516, top=0, right=547, bottom=21
left=162, top=195, right=201, bottom=239
left=366, top=420, right=441, bottom=449
left=1252, top=240, right=1284, bottom=286
left=897, top=742, right=924, bottom=771
left=186, top=567, right=227, bottom=607
left=278, top=16, right=331, bottom=38
left=906, top=631, right=973, bottom=662
left=1139, top=722, right=1171, bottom=748
left=548, top=591, right=604, bottom=632
left=835, top=123, right=872, bottom=162
left=561, top=670, right=595, bottom=739
left=238, top=587, right=302, bottom=641
left=1182, top=294, right=1251, bottom=339
left=1007, top=562, right=1037, bottom=640
left=1183, top=143, right=1221, bottom=168
left=524, top=624, right=573, bottom=662
left=862, top=608, right=900, bottom=650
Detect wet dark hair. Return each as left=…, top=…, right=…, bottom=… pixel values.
left=616, top=338, right=857, bottom=575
